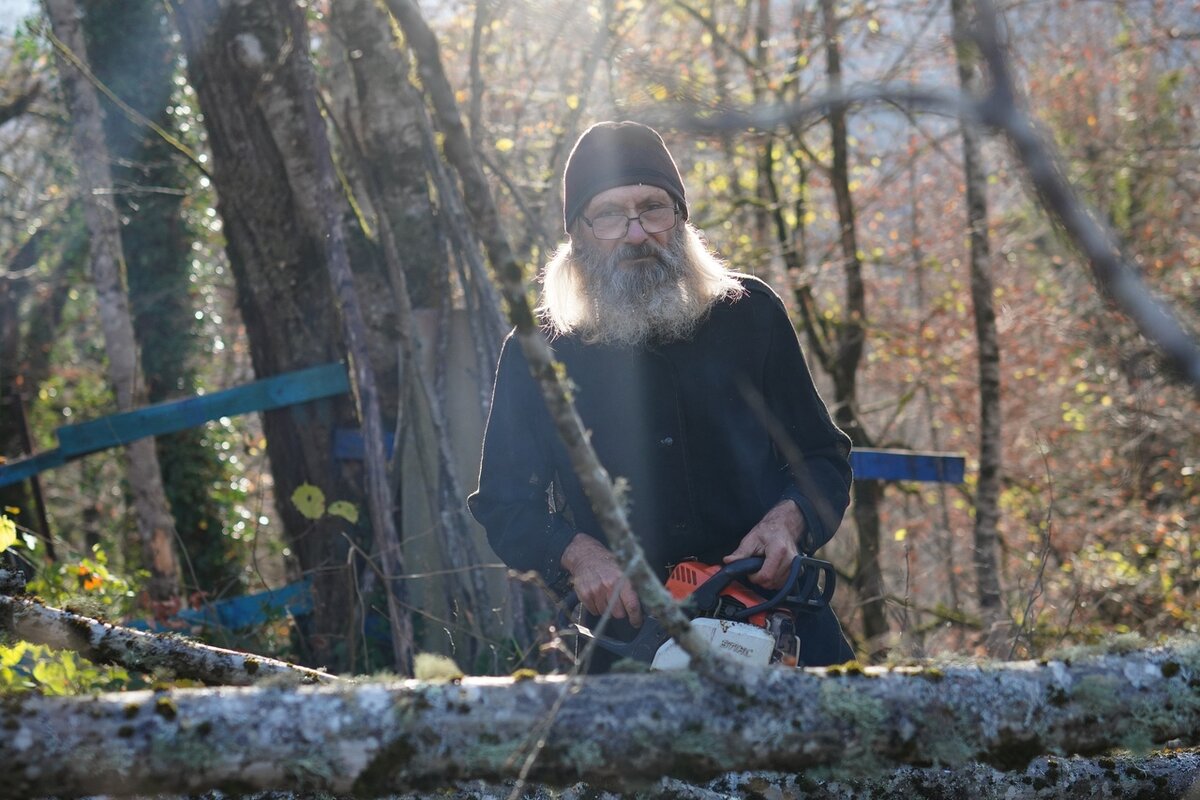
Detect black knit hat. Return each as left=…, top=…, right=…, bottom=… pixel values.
left=562, top=121, right=688, bottom=230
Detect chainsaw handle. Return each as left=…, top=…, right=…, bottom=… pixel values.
left=730, top=556, right=803, bottom=621
left=686, top=556, right=766, bottom=613
left=556, top=591, right=670, bottom=662
left=715, top=556, right=840, bottom=618
left=789, top=556, right=837, bottom=610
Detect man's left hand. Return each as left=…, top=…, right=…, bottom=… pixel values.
left=723, top=500, right=805, bottom=589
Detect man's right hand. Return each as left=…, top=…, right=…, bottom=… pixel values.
left=560, top=533, right=643, bottom=627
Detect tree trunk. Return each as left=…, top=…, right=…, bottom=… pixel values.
left=168, top=0, right=400, bottom=671
left=281, top=0, right=414, bottom=673
left=951, top=0, right=1006, bottom=656
left=0, top=224, right=73, bottom=549
left=330, top=0, right=493, bottom=666
left=818, top=0, right=887, bottom=657
left=44, top=0, right=181, bottom=604
left=4, top=642, right=1198, bottom=798
left=59, top=752, right=1200, bottom=800
left=327, top=0, right=443, bottom=311
left=79, top=0, right=240, bottom=596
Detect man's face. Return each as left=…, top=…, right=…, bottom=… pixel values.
left=577, top=184, right=677, bottom=261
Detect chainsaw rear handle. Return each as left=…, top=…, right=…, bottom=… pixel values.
left=731, top=555, right=837, bottom=618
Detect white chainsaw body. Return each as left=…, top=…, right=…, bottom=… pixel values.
left=649, top=617, right=775, bottom=670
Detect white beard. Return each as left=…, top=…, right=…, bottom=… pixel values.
left=539, top=224, right=744, bottom=347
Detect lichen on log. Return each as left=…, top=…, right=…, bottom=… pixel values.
left=0, top=594, right=335, bottom=687
left=3, top=642, right=1199, bottom=799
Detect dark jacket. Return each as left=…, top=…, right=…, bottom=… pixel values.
left=468, top=275, right=855, bottom=664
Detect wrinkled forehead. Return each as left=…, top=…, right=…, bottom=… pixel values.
left=584, top=184, right=673, bottom=215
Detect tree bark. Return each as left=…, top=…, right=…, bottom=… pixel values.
left=376, top=751, right=1200, bottom=799
left=3, top=643, right=1199, bottom=798
left=169, top=0, right=387, bottom=671
left=44, top=0, right=182, bottom=604
left=818, top=0, right=888, bottom=658
left=76, top=751, right=1200, bottom=799
left=0, top=594, right=335, bottom=686
left=80, top=0, right=240, bottom=596
left=331, top=0, right=493, bottom=663
left=951, top=0, right=1006, bottom=655
left=328, top=0, right=443, bottom=310
left=282, top=0, right=413, bottom=674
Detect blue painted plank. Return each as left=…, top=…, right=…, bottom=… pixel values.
left=0, top=449, right=67, bottom=489
left=332, top=427, right=396, bottom=461
left=125, top=577, right=314, bottom=632
left=57, top=362, right=350, bottom=458
left=851, top=449, right=965, bottom=483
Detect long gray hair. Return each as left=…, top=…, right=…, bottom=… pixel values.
left=538, top=223, right=744, bottom=345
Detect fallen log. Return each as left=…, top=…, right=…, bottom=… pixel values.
left=3, top=642, right=1199, bottom=798
left=0, top=594, right=336, bottom=686
left=150, top=749, right=1200, bottom=799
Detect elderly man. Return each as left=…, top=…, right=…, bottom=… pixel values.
left=469, top=121, right=854, bottom=666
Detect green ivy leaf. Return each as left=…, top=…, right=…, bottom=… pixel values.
left=327, top=501, right=359, bottom=525
left=290, top=484, right=326, bottom=520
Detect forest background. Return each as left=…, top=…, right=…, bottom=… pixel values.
left=0, top=0, right=1197, bottom=695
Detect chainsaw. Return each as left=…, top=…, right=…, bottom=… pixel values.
left=560, top=554, right=836, bottom=669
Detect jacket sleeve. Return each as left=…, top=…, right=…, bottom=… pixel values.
left=759, top=289, right=853, bottom=553
left=467, top=333, right=577, bottom=591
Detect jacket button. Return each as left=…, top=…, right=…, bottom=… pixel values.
left=660, top=436, right=674, bottom=446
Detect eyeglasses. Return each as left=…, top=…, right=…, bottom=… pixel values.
left=580, top=206, right=680, bottom=240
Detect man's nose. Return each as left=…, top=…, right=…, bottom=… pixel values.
left=624, top=216, right=649, bottom=244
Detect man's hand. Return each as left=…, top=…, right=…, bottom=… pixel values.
left=724, top=500, right=805, bottom=589
left=560, top=533, right=643, bottom=627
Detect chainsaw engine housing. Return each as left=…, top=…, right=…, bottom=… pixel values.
left=650, top=617, right=776, bottom=669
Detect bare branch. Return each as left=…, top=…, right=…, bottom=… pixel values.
left=0, top=594, right=337, bottom=686
left=654, top=55, right=1200, bottom=391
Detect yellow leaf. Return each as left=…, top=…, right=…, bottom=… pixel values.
left=0, top=515, right=16, bottom=553
left=565, top=94, right=579, bottom=110
left=894, top=528, right=907, bottom=542
left=328, top=501, right=360, bottom=525
left=291, top=484, right=326, bottom=520
left=1, top=643, right=27, bottom=667
left=495, top=137, right=515, bottom=153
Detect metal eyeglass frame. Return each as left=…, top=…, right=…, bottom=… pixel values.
left=579, top=206, right=680, bottom=240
